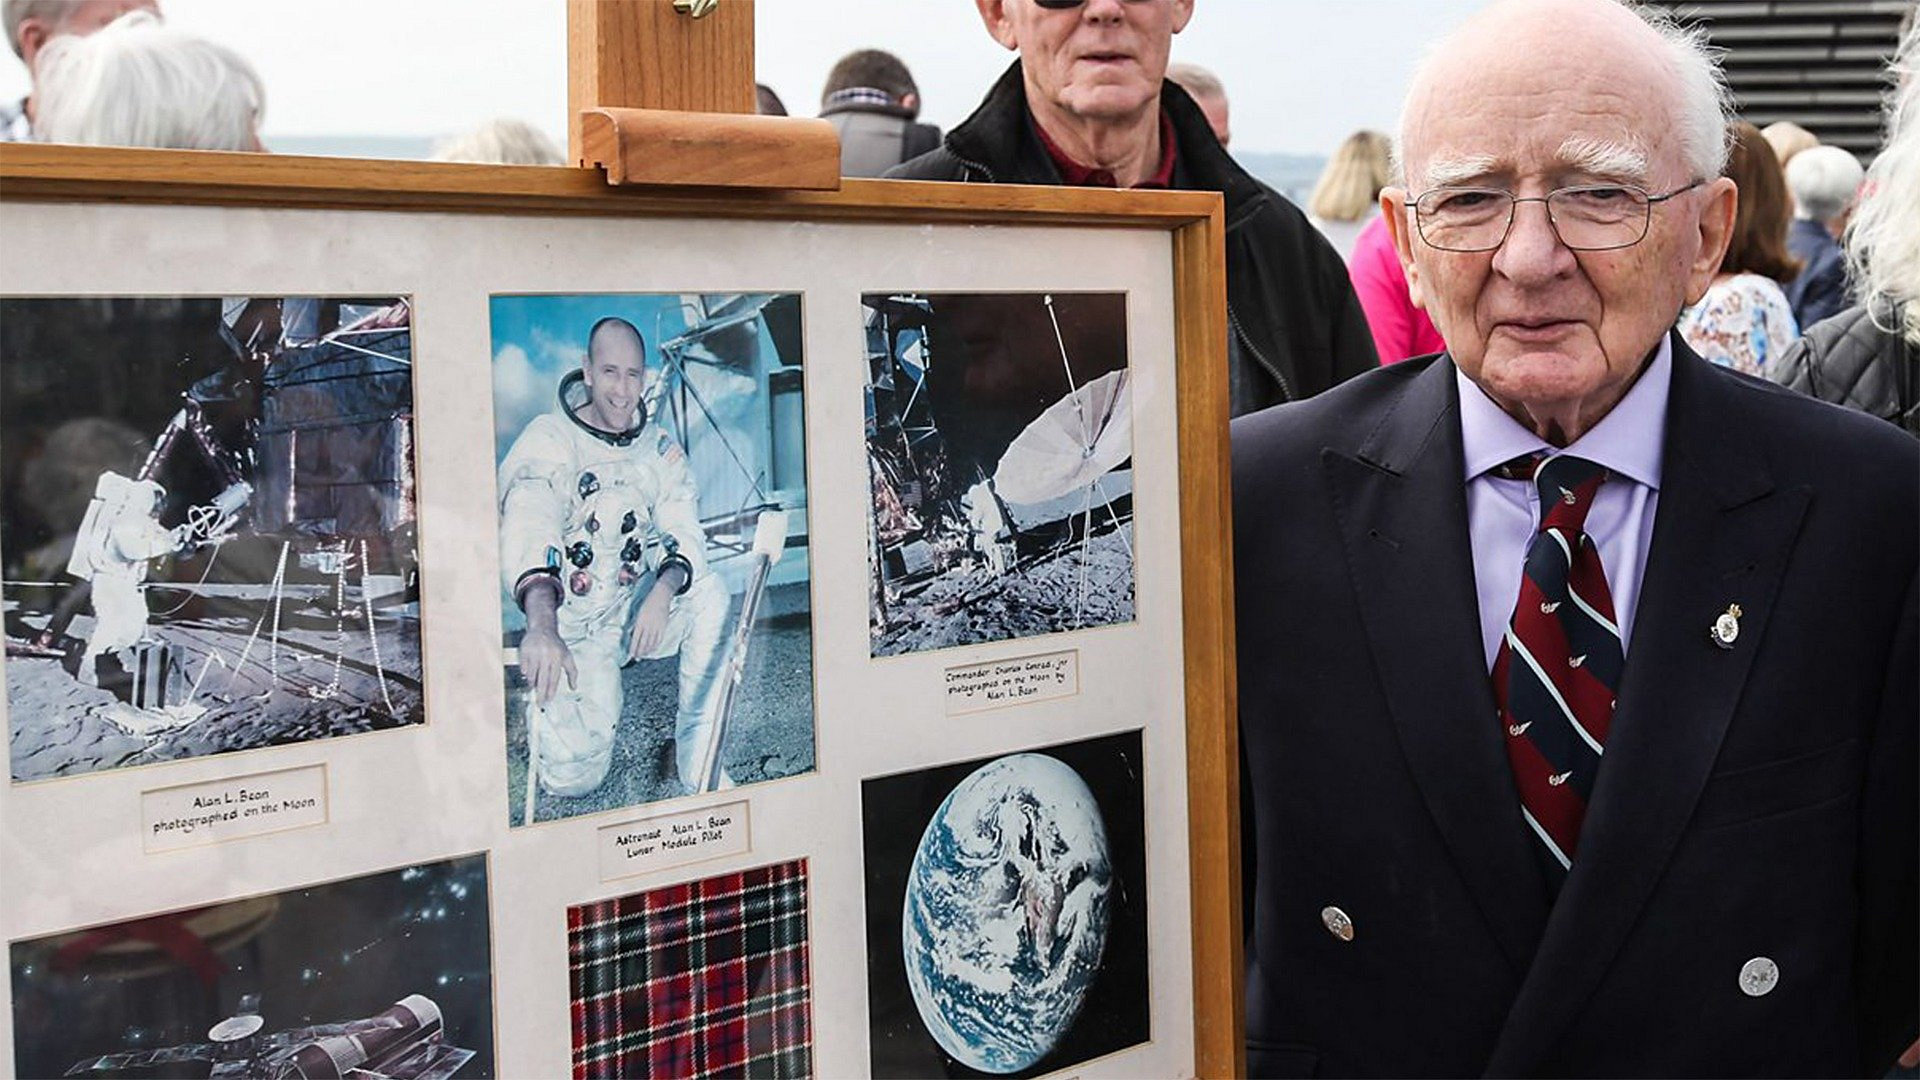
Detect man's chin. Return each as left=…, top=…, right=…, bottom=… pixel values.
left=1058, top=84, right=1159, bottom=124
left=1477, top=353, right=1613, bottom=407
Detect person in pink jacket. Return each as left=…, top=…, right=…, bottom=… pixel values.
left=1348, top=213, right=1446, bottom=364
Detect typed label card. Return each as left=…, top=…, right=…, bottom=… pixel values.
left=600, top=799, right=751, bottom=881
left=143, top=763, right=329, bottom=853
left=944, top=649, right=1080, bottom=714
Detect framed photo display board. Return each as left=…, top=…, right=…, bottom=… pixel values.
left=0, top=144, right=1241, bottom=1080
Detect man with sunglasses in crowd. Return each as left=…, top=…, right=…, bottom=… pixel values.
left=1232, top=0, right=1916, bottom=1074
left=888, top=0, right=1376, bottom=414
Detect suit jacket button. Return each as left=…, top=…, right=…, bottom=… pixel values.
left=1739, top=957, right=1779, bottom=997
left=1321, top=905, right=1354, bottom=942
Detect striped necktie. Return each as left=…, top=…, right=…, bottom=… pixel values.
left=1490, top=453, right=1623, bottom=892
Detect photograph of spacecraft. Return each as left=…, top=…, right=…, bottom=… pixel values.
left=9, top=854, right=495, bottom=1079
left=60, top=992, right=475, bottom=1079
left=0, top=296, right=425, bottom=782
left=863, top=292, right=1136, bottom=657
left=491, top=293, right=814, bottom=826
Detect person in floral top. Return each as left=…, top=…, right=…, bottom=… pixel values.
left=1680, top=122, right=1801, bottom=375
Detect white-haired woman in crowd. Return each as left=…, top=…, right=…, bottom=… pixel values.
left=1772, top=17, right=1920, bottom=436
left=32, top=9, right=263, bottom=151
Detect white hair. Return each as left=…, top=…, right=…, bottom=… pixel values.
left=1393, top=0, right=1732, bottom=185
left=1846, top=19, right=1920, bottom=345
left=1166, top=62, right=1225, bottom=103
left=1784, top=144, right=1865, bottom=223
left=32, top=10, right=262, bottom=151
left=432, top=119, right=565, bottom=166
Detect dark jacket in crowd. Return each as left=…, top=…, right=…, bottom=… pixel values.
left=823, top=93, right=942, bottom=178
left=1773, top=303, right=1920, bottom=436
left=1785, top=217, right=1850, bottom=331
left=887, top=61, right=1378, bottom=415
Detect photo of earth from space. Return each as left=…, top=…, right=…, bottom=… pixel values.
left=863, top=729, right=1146, bottom=1078
left=901, top=753, right=1113, bottom=1074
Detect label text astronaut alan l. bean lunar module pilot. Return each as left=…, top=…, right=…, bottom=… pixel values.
left=497, top=317, right=728, bottom=798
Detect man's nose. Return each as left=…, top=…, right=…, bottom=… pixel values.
left=1081, top=0, right=1128, bottom=23
left=1492, top=198, right=1577, bottom=283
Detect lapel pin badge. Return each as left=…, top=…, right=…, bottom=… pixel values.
left=1710, top=603, right=1742, bottom=650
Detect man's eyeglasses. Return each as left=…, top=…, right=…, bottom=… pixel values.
left=1406, top=180, right=1705, bottom=252
left=1032, top=0, right=1150, bottom=8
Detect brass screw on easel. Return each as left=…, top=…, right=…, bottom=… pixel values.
left=672, top=0, right=719, bottom=17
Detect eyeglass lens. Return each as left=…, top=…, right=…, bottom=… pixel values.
left=1415, top=187, right=1652, bottom=252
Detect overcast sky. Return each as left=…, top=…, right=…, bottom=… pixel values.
left=0, top=0, right=1488, bottom=157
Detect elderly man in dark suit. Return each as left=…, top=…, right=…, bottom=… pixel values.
left=1232, top=0, right=1918, bottom=1075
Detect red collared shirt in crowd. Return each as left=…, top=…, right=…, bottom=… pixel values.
left=1030, top=109, right=1178, bottom=189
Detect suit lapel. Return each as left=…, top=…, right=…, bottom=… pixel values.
left=1485, top=339, right=1813, bottom=1076
left=1324, top=358, right=1551, bottom=978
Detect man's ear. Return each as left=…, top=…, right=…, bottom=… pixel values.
left=16, top=16, right=53, bottom=71
left=1380, top=187, right=1427, bottom=310
left=1684, top=175, right=1737, bottom=305
left=1171, top=0, right=1195, bottom=35
left=976, top=0, right=1019, bottom=51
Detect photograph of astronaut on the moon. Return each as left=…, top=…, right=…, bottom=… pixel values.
left=491, top=293, right=815, bottom=827
left=864, top=292, right=1136, bottom=658
left=0, top=296, right=425, bottom=783
left=9, top=853, right=495, bottom=1080
left=861, top=729, right=1148, bottom=1079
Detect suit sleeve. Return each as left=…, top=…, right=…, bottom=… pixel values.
left=650, top=431, right=708, bottom=584
left=497, top=419, right=570, bottom=607
left=1853, top=565, right=1918, bottom=1072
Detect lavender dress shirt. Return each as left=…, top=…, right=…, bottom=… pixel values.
left=1458, top=337, right=1670, bottom=671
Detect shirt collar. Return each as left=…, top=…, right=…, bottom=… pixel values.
left=1029, top=108, right=1178, bottom=189
left=1458, top=334, right=1670, bottom=490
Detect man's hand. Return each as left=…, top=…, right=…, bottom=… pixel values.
left=627, top=580, right=674, bottom=661
left=1898, top=1036, right=1919, bottom=1070
left=519, top=581, right=575, bottom=705
left=520, top=622, right=576, bottom=705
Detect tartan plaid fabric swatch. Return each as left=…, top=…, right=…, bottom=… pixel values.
left=569, top=858, right=813, bottom=1079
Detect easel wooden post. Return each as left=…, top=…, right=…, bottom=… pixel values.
left=565, top=0, right=840, bottom=189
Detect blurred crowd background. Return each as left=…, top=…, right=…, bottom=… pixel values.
left=3, top=0, right=1916, bottom=429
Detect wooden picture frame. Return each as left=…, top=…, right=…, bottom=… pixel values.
left=0, top=143, right=1241, bottom=1079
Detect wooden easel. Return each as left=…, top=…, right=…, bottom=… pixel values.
left=556, top=5, right=1244, bottom=1075
left=567, top=0, right=839, bottom=189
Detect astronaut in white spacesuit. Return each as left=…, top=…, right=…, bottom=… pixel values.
left=498, top=317, right=730, bottom=798
left=68, top=473, right=184, bottom=685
